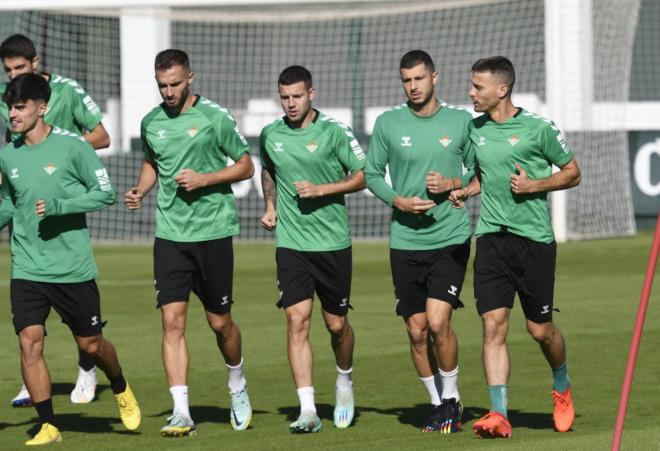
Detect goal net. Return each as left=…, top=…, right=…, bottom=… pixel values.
left=0, top=0, right=643, bottom=242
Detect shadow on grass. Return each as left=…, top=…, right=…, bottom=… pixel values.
left=51, top=382, right=110, bottom=399
left=358, top=404, right=559, bottom=430
left=152, top=405, right=270, bottom=427
left=24, top=412, right=140, bottom=437
left=278, top=403, right=362, bottom=427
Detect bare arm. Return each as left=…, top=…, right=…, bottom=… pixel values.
left=449, top=174, right=481, bottom=208
left=294, top=169, right=366, bottom=199
left=426, top=171, right=464, bottom=194
left=260, top=167, right=277, bottom=231
left=83, top=122, right=111, bottom=150
left=174, top=153, right=255, bottom=192
left=125, top=160, right=158, bottom=210
left=510, top=157, right=581, bottom=194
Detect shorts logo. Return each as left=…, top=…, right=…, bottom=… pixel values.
left=448, top=285, right=458, bottom=296
left=44, top=163, right=58, bottom=175
left=306, top=141, right=318, bottom=153
left=274, top=142, right=284, bottom=152
left=478, top=136, right=486, bottom=146
left=400, top=136, right=412, bottom=147
left=541, top=305, right=550, bottom=314
left=439, top=135, right=452, bottom=148
left=10, top=168, right=19, bottom=179
left=508, top=135, right=519, bottom=146
left=221, top=295, right=229, bottom=305
left=91, top=315, right=99, bottom=326
left=187, top=127, right=198, bottom=138
left=339, top=298, right=348, bottom=307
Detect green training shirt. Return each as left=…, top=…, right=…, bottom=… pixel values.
left=0, top=127, right=116, bottom=282
left=259, top=110, right=366, bottom=251
left=141, top=96, right=250, bottom=242
left=1, top=73, right=104, bottom=141
left=365, top=101, right=474, bottom=250
left=465, top=108, right=574, bottom=243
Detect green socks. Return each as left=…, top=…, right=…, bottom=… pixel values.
left=488, top=384, right=508, bottom=417
left=552, top=362, right=570, bottom=393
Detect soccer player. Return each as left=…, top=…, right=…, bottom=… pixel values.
left=0, top=33, right=111, bottom=407
left=365, top=50, right=472, bottom=433
left=0, top=73, right=140, bottom=446
left=124, top=49, right=254, bottom=436
left=259, top=65, right=365, bottom=433
left=449, top=56, right=580, bottom=438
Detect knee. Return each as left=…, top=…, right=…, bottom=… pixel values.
left=482, top=317, right=507, bottom=344
left=78, top=336, right=101, bottom=355
left=527, top=322, right=555, bottom=344
left=428, top=317, right=451, bottom=340
left=19, top=332, right=44, bottom=360
left=407, top=325, right=428, bottom=349
left=162, top=312, right=185, bottom=335
left=287, top=312, right=310, bottom=337
left=209, top=314, right=233, bottom=338
left=325, top=317, right=349, bottom=336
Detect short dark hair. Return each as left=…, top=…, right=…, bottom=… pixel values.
left=399, top=50, right=435, bottom=73
left=471, top=56, right=516, bottom=95
left=0, top=34, right=37, bottom=61
left=3, top=73, right=51, bottom=105
left=278, top=65, right=312, bottom=89
left=154, top=49, right=190, bottom=72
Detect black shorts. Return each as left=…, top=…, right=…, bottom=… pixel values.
left=474, top=232, right=556, bottom=323
left=390, top=241, right=470, bottom=317
left=154, top=236, right=234, bottom=314
left=275, top=247, right=352, bottom=316
left=11, top=279, right=103, bottom=337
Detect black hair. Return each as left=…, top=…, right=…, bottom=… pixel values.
left=399, top=50, right=435, bottom=73
left=278, top=65, right=312, bottom=89
left=3, top=72, right=50, bottom=105
left=154, top=49, right=190, bottom=72
left=471, top=56, right=516, bottom=95
left=0, top=34, right=37, bottom=61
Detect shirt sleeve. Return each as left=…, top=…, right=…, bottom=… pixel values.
left=459, top=117, right=476, bottom=187
left=141, top=119, right=156, bottom=163
left=259, top=128, right=274, bottom=171
left=47, top=140, right=116, bottom=216
left=335, top=125, right=366, bottom=174
left=541, top=121, right=574, bottom=167
left=0, top=168, right=16, bottom=228
left=67, top=82, right=104, bottom=133
left=365, top=117, right=397, bottom=206
left=216, top=111, right=250, bottom=161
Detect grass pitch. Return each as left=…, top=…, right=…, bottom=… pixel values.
left=0, top=234, right=658, bottom=450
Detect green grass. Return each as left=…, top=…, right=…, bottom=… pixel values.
left=0, top=234, right=658, bottom=450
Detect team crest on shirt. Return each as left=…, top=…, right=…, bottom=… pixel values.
left=43, top=163, right=58, bottom=175
left=478, top=136, right=486, bottom=146
left=400, top=136, right=412, bottom=147
left=10, top=168, right=19, bottom=179
left=306, top=141, right=318, bottom=153
left=508, top=135, right=520, bottom=146
left=439, top=135, right=452, bottom=148
left=157, top=130, right=166, bottom=140
left=274, top=142, right=284, bottom=152
left=187, top=127, right=198, bottom=138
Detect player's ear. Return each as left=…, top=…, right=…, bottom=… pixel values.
left=187, top=71, right=194, bottom=86
left=31, top=56, right=39, bottom=72
left=431, top=71, right=439, bottom=87
left=497, top=83, right=509, bottom=99
left=308, top=86, right=316, bottom=101
left=37, top=100, right=47, bottom=117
